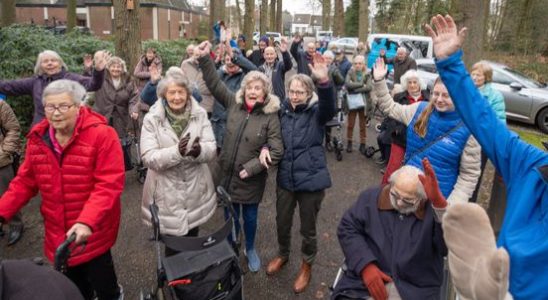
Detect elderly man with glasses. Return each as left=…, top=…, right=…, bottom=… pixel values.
left=332, top=158, right=448, bottom=300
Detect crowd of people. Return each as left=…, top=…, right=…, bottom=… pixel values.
left=0, top=14, right=546, bottom=300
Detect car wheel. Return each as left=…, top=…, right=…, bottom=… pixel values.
left=536, top=107, right=548, bottom=133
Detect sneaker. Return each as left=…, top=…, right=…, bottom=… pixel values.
left=245, top=248, right=261, bottom=272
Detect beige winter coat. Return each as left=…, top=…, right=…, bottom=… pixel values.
left=0, top=101, right=21, bottom=169
left=140, top=98, right=217, bottom=236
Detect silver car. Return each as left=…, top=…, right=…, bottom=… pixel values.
left=329, top=37, right=359, bottom=54
left=415, top=59, right=548, bottom=133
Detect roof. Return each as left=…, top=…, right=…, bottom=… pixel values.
left=310, top=15, right=322, bottom=26
left=293, top=14, right=310, bottom=24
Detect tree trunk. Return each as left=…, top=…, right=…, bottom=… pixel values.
left=113, top=0, right=141, bottom=74
left=270, top=0, right=276, bottom=31
left=0, top=0, right=16, bottom=27
left=322, top=0, right=331, bottom=30
left=260, top=0, right=268, bottom=35
left=276, top=0, right=283, bottom=33
left=453, top=0, right=488, bottom=67
left=333, top=0, right=344, bottom=36
left=218, top=0, right=225, bottom=25
left=244, top=0, right=255, bottom=51
left=235, top=0, right=243, bottom=35
left=334, top=0, right=344, bottom=36
left=358, top=0, right=369, bottom=42
left=66, top=0, right=77, bottom=31
left=209, top=0, right=216, bottom=41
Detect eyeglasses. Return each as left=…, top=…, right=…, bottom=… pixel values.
left=288, top=90, right=307, bottom=96
left=390, top=190, right=419, bottom=206
left=44, top=104, right=75, bottom=113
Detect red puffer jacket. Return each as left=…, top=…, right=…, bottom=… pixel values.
left=0, top=106, right=125, bottom=266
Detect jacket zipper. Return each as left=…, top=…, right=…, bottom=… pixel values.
left=224, top=112, right=250, bottom=192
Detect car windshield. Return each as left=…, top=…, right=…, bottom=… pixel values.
left=502, top=67, right=543, bottom=88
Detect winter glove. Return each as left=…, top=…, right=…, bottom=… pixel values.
left=185, top=137, right=201, bottom=158
left=418, top=158, right=447, bottom=208
left=178, top=133, right=191, bottom=156
left=361, top=263, right=392, bottom=300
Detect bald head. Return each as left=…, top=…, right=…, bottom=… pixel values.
left=264, top=46, right=277, bottom=64
left=396, top=47, right=408, bottom=61
left=388, top=166, right=426, bottom=214
left=306, top=42, right=316, bottom=56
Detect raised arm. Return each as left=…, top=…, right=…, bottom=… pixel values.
left=310, top=53, right=336, bottom=124
left=447, top=136, right=481, bottom=204
left=196, top=41, right=236, bottom=108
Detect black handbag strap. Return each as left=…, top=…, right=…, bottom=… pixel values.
left=403, top=121, right=464, bottom=165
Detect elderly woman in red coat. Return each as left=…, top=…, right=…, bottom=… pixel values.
left=0, top=80, right=125, bottom=300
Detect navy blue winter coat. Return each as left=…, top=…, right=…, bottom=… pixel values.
left=333, top=186, right=447, bottom=300
left=290, top=41, right=312, bottom=76
left=277, top=83, right=336, bottom=192
left=337, top=56, right=352, bottom=80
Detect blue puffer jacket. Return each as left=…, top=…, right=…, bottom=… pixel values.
left=277, top=84, right=336, bottom=192
left=405, top=102, right=471, bottom=198
left=437, top=50, right=548, bottom=300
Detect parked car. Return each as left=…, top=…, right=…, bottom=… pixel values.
left=253, top=32, right=283, bottom=46
left=414, top=58, right=548, bottom=133
left=329, top=37, right=359, bottom=54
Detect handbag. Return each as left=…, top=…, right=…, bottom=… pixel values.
left=346, top=93, right=365, bottom=111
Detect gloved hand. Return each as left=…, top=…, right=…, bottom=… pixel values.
left=185, top=137, right=201, bottom=158
left=418, top=158, right=447, bottom=208
left=361, top=263, right=392, bottom=300
left=178, top=133, right=191, bottom=156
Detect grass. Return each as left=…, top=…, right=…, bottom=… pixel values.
left=511, top=127, right=547, bottom=150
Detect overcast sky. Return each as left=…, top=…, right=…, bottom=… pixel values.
left=187, top=0, right=353, bottom=15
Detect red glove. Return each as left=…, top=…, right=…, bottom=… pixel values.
left=361, top=263, right=392, bottom=300
left=418, top=158, right=447, bottom=208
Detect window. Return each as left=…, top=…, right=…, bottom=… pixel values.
left=418, top=63, right=437, bottom=74
left=492, top=70, right=514, bottom=85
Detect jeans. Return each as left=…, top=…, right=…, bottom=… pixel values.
left=225, top=203, right=259, bottom=250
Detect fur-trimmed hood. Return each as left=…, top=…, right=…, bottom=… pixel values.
left=234, top=88, right=281, bottom=115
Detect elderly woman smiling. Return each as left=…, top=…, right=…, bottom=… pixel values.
left=140, top=69, right=217, bottom=256
left=0, top=80, right=125, bottom=299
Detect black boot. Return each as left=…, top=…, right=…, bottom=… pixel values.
left=346, top=141, right=353, bottom=153
left=359, top=143, right=366, bottom=155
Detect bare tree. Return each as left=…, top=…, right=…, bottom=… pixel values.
left=322, top=0, right=331, bottom=30
left=270, top=0, right=276, bottom=31
left=113, top=0, right=142, bottom=73
left=0, top=0, right=16, bottom=27
left=243, top=0, right=255, bottom=51
left=235, top=0, right=244, bottom=35
left=260, top=0, right=268, bottom=34
left=67, top=0, right=77, bottom=31
left=452, top=0, right=488, bottom=67
left=358, top=0, right=368, bottom=42
left=333, top=0, right=344, bottom=36
left=276, top=0, right=283, bottom=32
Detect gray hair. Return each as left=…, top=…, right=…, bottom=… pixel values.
left=287, top=74, right=315, bottom=98
left=34, top=50, right=68, bottom=75
left=397, top=47, right=408, bottom=54
left=400, top=69, right=426, bottom=91
left=157, top=71, right=190, bottom=100
left=240, top=71, right=272, bottom=97
left=322, top=50, right=335, bottom=59
left=42, top=79, right=86, bottom=106
left=388, top=165, right=427, bottom=200
left=165, top=66, right=184, bottom=78
left=106, top=56, right=128, bottom=74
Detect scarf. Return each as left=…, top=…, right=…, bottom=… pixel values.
left=164, top=100, right=191, bottom=138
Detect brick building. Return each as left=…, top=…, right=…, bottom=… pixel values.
left=13, top=0, right=208, bottom=40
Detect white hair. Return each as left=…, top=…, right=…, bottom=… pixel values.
left=400, top=70, right=427, bottom=91
left=323, top=50, right=335, bottom=59
left=42, top=79, right=86, bottom=106
left=106, top=56, right=128, bottom=74
left=34, top=50, right=68, bottom=75
left=397, top=47, right=408, bottom=54
left=388, top=165, right=427, bottom=200
left=165, top=66, right=184, bottom=78
left=156, top=71, right=190, bottom=100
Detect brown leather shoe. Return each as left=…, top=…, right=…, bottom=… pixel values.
left=266, top=256, right=288, bottom=276
left=293, top=260, right=312, bottom=294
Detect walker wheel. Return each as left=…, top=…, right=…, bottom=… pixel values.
left=364, top=146, right=376, bottom=158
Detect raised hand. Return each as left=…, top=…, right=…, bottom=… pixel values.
left=93, top=50, right=112, bottom=71
left=309, top=53, right=329, bottom=83
left=196, top=41, right=212, bottom=58
left=424, top=14, right=467, bottom=60
left=279, top=37, right=288, bottom=52
left=149, top=63, right=161, bottom=84
left=83, top=54, right=93, bottom=69
left=418, top=158, right=447, bottom=208
left=372, top=57, right=388, bottom=81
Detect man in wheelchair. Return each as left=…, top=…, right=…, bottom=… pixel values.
left=332, top=159, right=447, bottom=300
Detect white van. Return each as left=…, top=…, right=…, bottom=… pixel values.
left=367, top=34, right=433, bottom=59
left=316, top=31, right=333, bottom=42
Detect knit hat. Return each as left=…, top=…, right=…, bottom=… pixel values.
left=238, top=34, right=246, bottom=42
left=259, top=35, right=269, bottom=44
left=442, top=203, right=510, bottom=300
